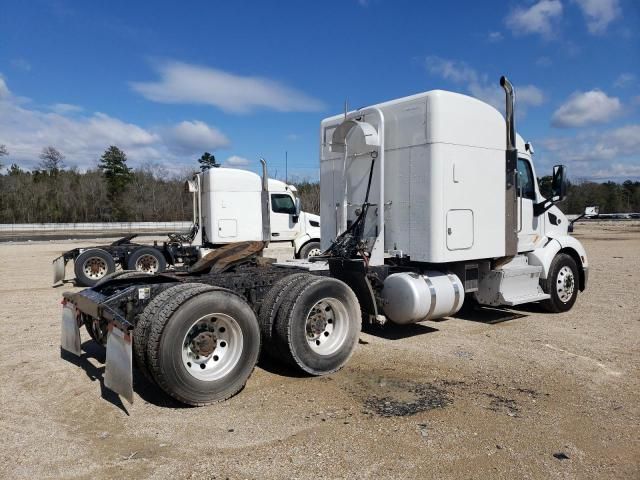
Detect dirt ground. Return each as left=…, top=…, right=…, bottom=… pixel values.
left=0, top=223, right=638, bottom=480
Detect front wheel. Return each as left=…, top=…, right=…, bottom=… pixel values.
left=298, top=241, right=322, bottom=259
left=540, top=253, right=579, bottom=313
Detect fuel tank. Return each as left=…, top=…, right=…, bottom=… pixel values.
left=381, top=271, right=464, bottom=324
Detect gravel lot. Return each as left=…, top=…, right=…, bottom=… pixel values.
left=0, top=222, right=638, bottom=479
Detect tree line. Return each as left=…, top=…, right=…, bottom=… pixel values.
left=0, top=144, right=637, bottom=224
left=538, top=176, right=640, bottom=214
left=0, top=145, right=321, bottom=223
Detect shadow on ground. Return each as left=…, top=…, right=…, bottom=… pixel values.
left=452, top=303, right=529, bottom=324
left=364, top=322, right=439, bottom=340
left=61, top=341, right=192, bottom=411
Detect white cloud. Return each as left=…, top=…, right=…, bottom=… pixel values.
left=505, top=0, right=563, bottom=38
left=224, top=155, right=250, bottom=167
left=167, top=120, right=229, bottom=152
left=131, top=61, right=325, bottom=114
left=613, top=73, right=636, bottom=88
left=488, top=31, right=503, bottom=42
left=49, top=103, right=83, bottom=114
left=551, top=90, right=622, bottom=128
left=541, top=124, right=640, bottom=179
left=572, top=0, right=621, bottom=34
left=424, top=56, right=545, bottom=112
left=0, top=77, right=9, bottom=98
left=0, top=75, right=230, bottom=172
left=286, top=133, right=300, bottom=141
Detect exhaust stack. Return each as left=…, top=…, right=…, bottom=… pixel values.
left=500, top=76, right=517, bottom=152
left=500, top=75, right=518, bottom=257
left=260, top=158, right=271, bottom=246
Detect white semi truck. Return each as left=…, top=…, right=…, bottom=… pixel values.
left=60, top=77, right=588, bottom=406
left=53, top=167, right=321, bottom=286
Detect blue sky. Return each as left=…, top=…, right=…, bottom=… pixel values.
left=0, top=0, right=638, bottom=181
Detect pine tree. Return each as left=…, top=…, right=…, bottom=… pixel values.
left=198, top=152, right=220, bottom=171
left=98, top=146, right=133, bottom=220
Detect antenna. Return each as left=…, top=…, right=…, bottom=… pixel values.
left=344, top=99, right=348, bottom=120
left=285, top=151, right=288, bottom=183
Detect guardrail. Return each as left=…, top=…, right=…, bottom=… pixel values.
left=0, top=222, right=193, bottom=233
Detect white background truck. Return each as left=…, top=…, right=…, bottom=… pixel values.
left=53, top=165, right=321, bottom=286
left=60, top=76, right=588, bottom=407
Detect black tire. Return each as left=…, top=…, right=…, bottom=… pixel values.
left=74, top=248, right=116, bottom=287
left=540, top=253, right=579, bottom=313
left=298, top=241, right=322, bottom=259
left=274, top=276, right=361, bottom=375
left=258, top=273, right=319, bottom=357
left=133, top=283, right=214, bottom=384
left=146, top=287, right=261, bottom=406
left=127, top=247, right=167, bottom=274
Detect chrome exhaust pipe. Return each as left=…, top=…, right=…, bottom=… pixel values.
left=500, top=76, right=516, bottom=152
left=260, top=158, right=271, bottom=246
left=500, top=75, right=518, bottom=257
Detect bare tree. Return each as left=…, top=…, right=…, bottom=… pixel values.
left=39, top=146, right=65, bottom=174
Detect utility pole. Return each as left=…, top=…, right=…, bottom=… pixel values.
left=285, top=151, right=288, bottom=184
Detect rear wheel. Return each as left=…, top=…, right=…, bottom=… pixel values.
left=74, top=248, right=116, bottom=287
left=540, top=253, right=579, bottom=313
left=258, top=273, right=319, bottom=357
left=146, top=287, right=260, bottom=405
left=127, top=247, right=166, bottom=274
left=274, top=276, right=361, bottom=375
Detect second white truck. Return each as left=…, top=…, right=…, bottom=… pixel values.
left=53, top=166, right=321, bottom=286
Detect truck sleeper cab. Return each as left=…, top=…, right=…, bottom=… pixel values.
left=60, top=77, right=587, bottom=407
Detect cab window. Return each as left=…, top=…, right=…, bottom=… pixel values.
left=517, top=158, right=536, bottom=200
left=271, top=194, right=296, bottom=214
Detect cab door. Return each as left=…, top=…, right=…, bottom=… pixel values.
left=270, top=193, right=300, bottom=241
left=516, top=157, right=541, bottom=252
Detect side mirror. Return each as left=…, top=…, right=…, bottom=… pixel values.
left=551, top=165, right=567, bottom=201
left=292, top=215, right=299, bottom=224
left=294, top=197, right=302, bottom=215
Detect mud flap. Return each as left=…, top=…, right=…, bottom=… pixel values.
left=53, top=256, right=66, bottom=285
left=61, top=303, right=82, bottom=356
left=104, top=326, right=134, bottom=404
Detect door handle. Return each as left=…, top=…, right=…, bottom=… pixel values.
left=272, top=232, right=280, bottom=237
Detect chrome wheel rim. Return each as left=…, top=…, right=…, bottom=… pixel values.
left=82, top=257, right=108, bottom=280
left=556, top=266, right=575, bottom=303
left=181, top=313, right=243, bottom=381
left=305, top=298, right=349, bottom=355
left=135, top=254, right=160, bottom=273
left=307, top=247, right=322, bottom=257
